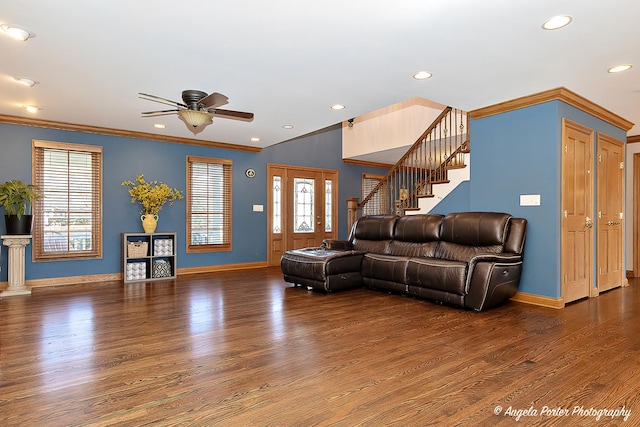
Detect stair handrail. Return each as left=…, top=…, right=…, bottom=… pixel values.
left=409, top=138, right=470, bottom=201
left=360, top=106, right=454, bottom=208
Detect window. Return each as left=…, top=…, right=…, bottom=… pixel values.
left=325, top=179, right=332, bottom=232
left=272, top=175, right=282, bottom=234
left=187, top=156, right=232, bottom=252
left=33, top=140, right=102, bottom=261
left=362, top=173, right=385, bottom=216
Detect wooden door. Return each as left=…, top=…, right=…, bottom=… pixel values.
left=596, top=133, right=624, bottom=293
left=561, top=119, right=594, bottom=304
left=287, top=169, right=325, bottom=251
left=267, top=164, right=338, bottom=266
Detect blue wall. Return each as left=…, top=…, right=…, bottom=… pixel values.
left=469, top=102, right=560, bottom=298
left=448, top=100, right=627, bottom=299
left=429, top=181, right=470, bottom=215
left=0, top=122, right=387, bottom=282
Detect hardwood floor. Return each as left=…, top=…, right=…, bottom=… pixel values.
left=1, top=268, right=638, bottom=426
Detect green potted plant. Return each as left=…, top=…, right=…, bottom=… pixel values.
left=0, top=179, right=41, bottom=235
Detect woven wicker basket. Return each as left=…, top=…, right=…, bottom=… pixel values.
left=127, top=241, right=148, bottom=258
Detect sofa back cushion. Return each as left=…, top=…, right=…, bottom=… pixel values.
left=393, top=214, right=444, bottom=242
left=388, top=214, right=444, bottom=257
left=436, top=212, right=511, bottom=262
left=350, top=215, right=397, bottom=254
left=439, top=212, right=511, bottom=246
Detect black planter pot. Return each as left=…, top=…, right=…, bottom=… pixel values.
left=4, top=215, right=33, bottom=235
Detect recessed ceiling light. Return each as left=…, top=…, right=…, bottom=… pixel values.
left=250, top=137, right=260, bottom=142
left=282, top=124, right=294, bottom=129
left=153, top=123, right=166, bottom=129
left=23, top=105, right=39, bottom=113
left=331, top=104, right=346, bottom=110
left=0, top=24, right=36, bottom=41
left=13, top=76, right=37, bottom=87
left=542, top=15, right=572, bottom=30
left=608, top=64, right=632, bottom=73
left=413, top=71, right=432, bottom=80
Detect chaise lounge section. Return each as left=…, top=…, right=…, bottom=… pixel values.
left=280, top=212, right=527, bottom=311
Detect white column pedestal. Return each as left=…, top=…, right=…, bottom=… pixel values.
left=1, top=235, right=32, bottom=297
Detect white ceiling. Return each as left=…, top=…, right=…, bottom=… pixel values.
left=2, top=1, right=639, bottom=150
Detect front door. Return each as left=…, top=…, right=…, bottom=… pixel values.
left=267, top=164, right=338, bottom=266
left=561, top=119, right=594, bottom=304
left=596, top=133, right=624, bottom=293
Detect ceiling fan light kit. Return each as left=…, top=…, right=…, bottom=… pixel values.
left=178, top=109, right=213, bottom=128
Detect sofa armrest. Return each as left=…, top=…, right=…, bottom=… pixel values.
left=465, top=257, right=523, bottom=311
left=322, top=239, right=353, bottom=250
left=468, top=252, right=522, bottom=265
left=465, top=252, right=522, bottom=295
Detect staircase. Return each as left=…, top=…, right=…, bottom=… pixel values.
left=359, top=106, right=469, bottom=217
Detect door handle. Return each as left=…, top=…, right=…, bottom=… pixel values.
left=608, top=221, right=620, bottom=226
left=585, top=217, right=593, bottom=228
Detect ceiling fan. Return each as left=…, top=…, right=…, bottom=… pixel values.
left=139, top=90, right=254, bottom=132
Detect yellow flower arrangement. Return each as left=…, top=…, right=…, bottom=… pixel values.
left=121, top=175, right=183, bottom=215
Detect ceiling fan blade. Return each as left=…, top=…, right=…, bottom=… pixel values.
left=209, top=108, right=254, bottom=121
left=198, top=92, right=229, bottom=109
left=141, top=109, right=180, bottom=115
left=139, top=93, right=187, bottom=108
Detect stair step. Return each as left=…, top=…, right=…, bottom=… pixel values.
left=446, top=164, right=467, bottom=170
left=360, top=111, right=469, bottom=216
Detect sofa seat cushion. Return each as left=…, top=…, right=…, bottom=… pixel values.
left=362, top=253, right=410, bottom=283
left=406, top=257, right=468, bottom=295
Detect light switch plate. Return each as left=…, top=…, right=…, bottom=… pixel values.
left=520, top=194, right=541, bottom=206
left=252, top=204, right=264, bottom=212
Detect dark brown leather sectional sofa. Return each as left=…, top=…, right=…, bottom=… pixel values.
left=281, top=212, right=527, bottom=311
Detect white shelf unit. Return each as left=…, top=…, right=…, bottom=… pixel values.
left=122, top=232, right=177, bottom=282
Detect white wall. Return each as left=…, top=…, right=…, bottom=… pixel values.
left=342, top=97, right=446, bottom=161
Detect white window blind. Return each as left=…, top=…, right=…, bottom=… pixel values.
left=362, top=173, right=385, bottom=216
left=33, top=140, right=102, bottom=260
left=187, top=156, right=232, bottom=252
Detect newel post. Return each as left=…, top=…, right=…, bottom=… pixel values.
left=347, top=197, right=360, bottom=233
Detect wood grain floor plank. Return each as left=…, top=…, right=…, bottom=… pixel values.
left=1, top=268, right=639, bottom=426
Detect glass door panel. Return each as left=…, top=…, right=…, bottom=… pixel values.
left=293, top=178, right=314, bottom=232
